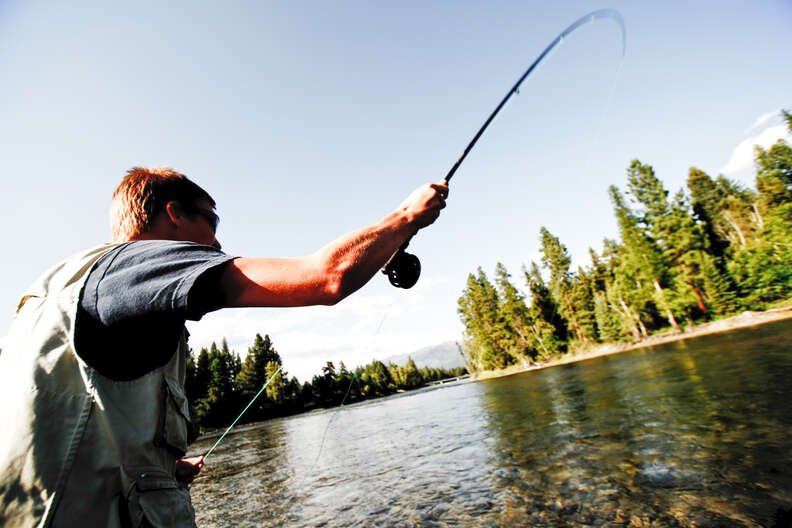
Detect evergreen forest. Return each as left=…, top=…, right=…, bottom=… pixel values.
left=185, top=333, right=466, bottom=433
left=457, top=110, right=792, bottom=372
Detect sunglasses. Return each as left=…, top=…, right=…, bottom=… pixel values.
left=189, top=207, right=220, bottom=233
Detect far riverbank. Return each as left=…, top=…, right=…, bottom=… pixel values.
left=473, top=304, right=792, bottom=381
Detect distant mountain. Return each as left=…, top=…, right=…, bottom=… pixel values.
left=380, top=340, right=465, bottom=371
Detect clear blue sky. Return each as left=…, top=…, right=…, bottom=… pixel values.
left=1, top=1, right=790, bottom=381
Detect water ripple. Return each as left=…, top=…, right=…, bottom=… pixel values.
left=189, top=321, right=792, bottom=527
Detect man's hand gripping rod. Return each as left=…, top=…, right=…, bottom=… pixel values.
left=381, top=176, right=451, bottom=289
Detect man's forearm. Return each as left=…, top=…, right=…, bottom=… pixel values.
left=315, top=208, right=416, bottom=301
left=221, top=209, right=413, bottom=308
left=219, top=182, right=447, bottom=308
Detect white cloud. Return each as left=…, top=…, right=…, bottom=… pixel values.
left=745, top=107, right=783, bottom=133
left=186, top=294, right=395, bottom=353
left=185, top=279, right=459, bottom=382
left=720, top=124, right=791, bottom=175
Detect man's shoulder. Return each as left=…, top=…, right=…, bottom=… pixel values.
left=21, top=244, right=123, bottom=301
left=88, top=240, right=228, bottom=272
left=80, top=240, right=234, bottom=324
left=86, top=240, right=233, bottom=293
left=105, top=240, right=228, bottom=260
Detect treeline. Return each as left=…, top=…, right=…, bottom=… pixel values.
left=185, top=333, right=467, bottom=431
left=458, top=110, right=792, bottom=372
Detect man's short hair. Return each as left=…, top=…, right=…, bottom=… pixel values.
left=110, top=167, right=215, bottom=242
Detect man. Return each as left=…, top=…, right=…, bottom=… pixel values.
left=0, top=167, right=448, bottom=527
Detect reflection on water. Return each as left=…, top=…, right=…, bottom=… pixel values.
left=189, top=319, right=792, bottom=527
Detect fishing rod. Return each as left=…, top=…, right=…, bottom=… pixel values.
left=383, top=8, right=626, bottom=289
left=197, top=6, right=626, bottom=469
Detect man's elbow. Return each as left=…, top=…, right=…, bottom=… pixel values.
left=320, top=276, right=347, bottom=306
left=319, top=267, right=365, bottom=306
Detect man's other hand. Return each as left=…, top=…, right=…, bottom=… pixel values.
left=175, top=456, right=204, bottom=484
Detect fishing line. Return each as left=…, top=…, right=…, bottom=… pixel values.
left=273, top=300, right=395, bottom=527
left=582, top=57, right=627, bottom=176
left=311, top=298, right=394, bottom=466
left=200, top=364, right=283, bottom=465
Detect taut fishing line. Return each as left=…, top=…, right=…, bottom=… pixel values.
left=200, top=364, right=283, bottom=465
left=197, top=302, right=390, bottom=468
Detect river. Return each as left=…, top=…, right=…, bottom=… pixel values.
left=187, top=318, right=792, bottom=527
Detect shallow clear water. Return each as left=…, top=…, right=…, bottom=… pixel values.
left=188, top=319, right=792, bottom=527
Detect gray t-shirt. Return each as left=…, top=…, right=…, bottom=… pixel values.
left=76, top=240, right=236, bottom=380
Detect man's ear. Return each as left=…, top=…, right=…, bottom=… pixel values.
left=164, top=201, right=186, bottom=226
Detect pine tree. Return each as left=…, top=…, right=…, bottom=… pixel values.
left=571, top=266, right=598, bottom=342
left=609, top=181, right=679, bottom=332
left=699, top=255, right=738, bottom=315
left=607, top=267, right=648, bottom=339
left=624, top=160, right=682, bottom=330
left=333, top=361, right=358, bottom=402
left=457, top=268, right=511, bottom=370
left=185, top=348, right=199, bottom=401
left=264, top=361, right=283, bottom=404
left=663, top=190, right=713, bottom=320
left=361, top=360, right=394, bottom=397
left=588, top=247, right=612, bottom=293
left=224, top=339, right=242, bottom=394
left=728, top=111, right=792, bottom=308
left=403, top=358, right=422, bottom=389
left=282, top=376, right=303, bottom=410
left=193, top=347, right=212, bottom=401
left=315, top=361, right=338, bottom=405
left=539, top=227, right=591, bottom=343
left=754, top=128, right=792, bottom=241
left=588, top=246, right=628, bottom=342
left=731, top=115, right=792, bottom=305
left=236, top=334, right=279, bottom=400
left=494, top=262, right=535, bottom=363
left=593, top=291, right=622, bottom=341
left=718, top=176, right=760, bottom=248
left=231, top=336, right=269, bottom=418
left=524, top=262, right=567, bottom=356
left=193, top=341, right=238, bottom=427
left=688, top=167, right=731, bottom=258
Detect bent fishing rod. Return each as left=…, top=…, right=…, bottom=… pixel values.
left=382, top=8, right=626, bottom=289
left=196, top=9, right=626, bottom=465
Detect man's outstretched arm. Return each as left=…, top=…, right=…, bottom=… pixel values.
left=219, top=182, right=448, bottom=308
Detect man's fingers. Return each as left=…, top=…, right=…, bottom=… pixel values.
left=430, top=183, right=449, bottom=199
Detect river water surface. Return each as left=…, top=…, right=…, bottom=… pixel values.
left=188, top=319, right=792, bottom=527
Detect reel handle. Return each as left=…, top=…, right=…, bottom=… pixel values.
left=382, top=177, right=449, bottom=289
left=382, top=238, right=421, bottom=289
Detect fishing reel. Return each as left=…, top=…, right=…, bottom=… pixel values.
left=382, top=245, right=421, bottom=289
